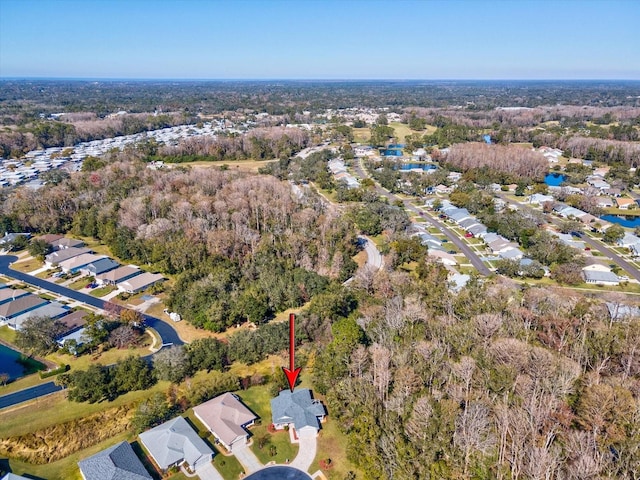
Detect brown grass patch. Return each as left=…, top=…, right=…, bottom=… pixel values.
left=0, top=405, right=134, bottom=464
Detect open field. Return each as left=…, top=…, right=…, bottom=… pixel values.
left=180, top=158, right=279, bottom=173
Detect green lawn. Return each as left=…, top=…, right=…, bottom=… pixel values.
left=233, top=385, right=298, bottom=465
left=89, top=285, right=116, bottom=297
left=213, top=450, right=244, bottom=479
left=9, top=258, right=41, bottom=274
left=68, top=276, right=93, bottom=290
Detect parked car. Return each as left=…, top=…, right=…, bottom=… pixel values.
left=464, top=233, right=473, bottom=238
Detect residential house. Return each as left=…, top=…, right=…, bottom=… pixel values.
left=59, top=253, right=104, bottom=274
left=78, top=441, right=152, bottom=480
left=488, top=238, right=519, bottom=254
left=498, top=248, right=524, bottom=260
left=618, top=233, right=640, bottom=249
left=37, top=233, right=64, bottom=244
left=593, top=166, right=610, bottom=177
left=138, top=416, right=213, bottom=471
left=57, top=309, right=89, bottom=335
left=458, top=218, right=480, bottom=230
left=528, top=193, right=554, bottom=205
left=117, top=272, right=164, bottom=294
left=428, top=249, right=457, bottom=266
left=0, top=232, right=30, bottom=246
left=615, top=198, right=636, bottom=210
left=271, top=389, right=326, bottom=438
left=10, top=302, right=70, bottom=330
left=193, top=392, right=258, bottom=451
left=434, top=184, right=453, bottom=194
left=468, top=224, right=488, bottom=237
left=586, top=177, right=611, bottom=191
left=45, top=247, right=91, bottom=266
left=51, top=237, right=86, bottom=250
left=0, top=288, right=30, bottom=305
left=80, top=258, right=120, bottom=277
left=447, top=209, right=472, bottom=224
left=0, top=294, right=48, bottom=326
left=482, top=232, right=501, bottom=244
left=552, top=232, right=586, bottom=250
left=582, top=264, right=619, bottom=286
left=448, top=273, right=470, bottom=293
left=96, top=265, right=142, bottom=286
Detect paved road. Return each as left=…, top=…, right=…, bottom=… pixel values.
left=0, top=255, right=183, bottom=346
left=358, top=235, right=383, bottom=270
left=0, top=382, right=62, bottom=409
left=496, top=195, right=640, bottom=283
left=352, top=160, right=492, bottom=276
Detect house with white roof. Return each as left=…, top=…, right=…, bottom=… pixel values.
left=139, top=416, right=213, bottom=471
left=582, top=264, right=619, bottom=286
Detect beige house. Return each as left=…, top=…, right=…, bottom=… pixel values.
left=193, top=393, right=257, bottom=451
left=615, top=198, right=636, bottom=210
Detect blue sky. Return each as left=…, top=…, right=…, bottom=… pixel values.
left=1, top=0, right=638, bottom=79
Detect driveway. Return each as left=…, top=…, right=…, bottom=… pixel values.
left=195, top=461, right=224, bottom=480
left=232, top=442, right=263, bottom=473
left=289, top=436, right=317, bottom=472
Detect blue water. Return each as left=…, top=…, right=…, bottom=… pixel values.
left=0, top=344, right=27, bottom=381
left=382, top=149, right=403, bottom=156
left=544, top=173, right=567, bottom=186
left=601, top=214, right=640, bottom=228
left=398, top=163, right=437, bottom=171
left=387, top=144, right=405, bottom=149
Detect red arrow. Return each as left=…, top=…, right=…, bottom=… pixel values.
left=282, top=313, right=301, bottom=392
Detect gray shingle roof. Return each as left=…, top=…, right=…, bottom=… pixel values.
left=271, top=389, right=325, bottom=432
left=139, top=416, right=213, bottom=470
left=78, top=441, right=152, bottom=480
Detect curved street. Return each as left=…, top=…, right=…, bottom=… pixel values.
left=0, top=255, right=183, bottom=346
left=0, top=255, right=185, bottom=409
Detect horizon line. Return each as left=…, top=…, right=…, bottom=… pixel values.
left=1, top=76, right=639, bottom=82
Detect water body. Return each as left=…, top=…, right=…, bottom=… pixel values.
left=245, top=466, right=311, bottom=480
left=544, top=173, right=567, bottom=186
left=0, top=344, right=29, bottom=381
left=397, top=163, right=437, bottom=171
left=601, top=214, right=640, bottom=228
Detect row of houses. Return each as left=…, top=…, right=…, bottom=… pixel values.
left=76, top=389, right=326, bottom=479
left=2, top=121, right=229, bottom=190
left=41, top=235, right=164, bottom=294
left=0, top=282, right=88, bottom=337
left=427, top=199, right=526, bottom=260
left=328, top=158, right=359, bottom=189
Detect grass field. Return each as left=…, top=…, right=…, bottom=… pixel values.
left=180, top=158, right=278, bottom=173
left=233, top=385, right=298, bottom=465
left=89, top=285, right=116, bottom=297
left=9, top=258, right=41, bottom=273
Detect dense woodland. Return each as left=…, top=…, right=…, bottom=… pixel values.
left=2, top=81, right=640, bottom=479
left=312, top=268, right=640, bottom=480
left=0, top=156, right=358, bottom=331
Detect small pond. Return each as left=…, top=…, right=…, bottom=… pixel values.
left=601, top=214, right=640, bottom=228
left=544, top=173, right=567, bottom=186
left=0, top=344, right=45, bottom=381
left=397, top=163, right=437, bottom=171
